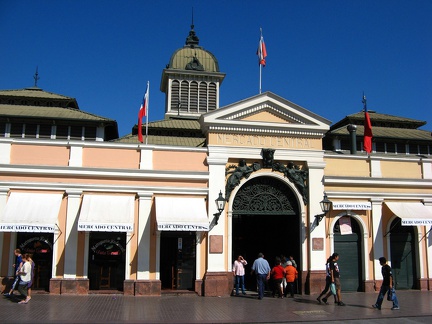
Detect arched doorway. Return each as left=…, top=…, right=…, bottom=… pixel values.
left=333, top=216, right=363, bottom=291
left=231, top=176, right=300, bottom=291
left=389, top=217, right=417, bottom=289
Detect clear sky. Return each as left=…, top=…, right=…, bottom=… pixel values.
left=1, top=1, right=431, bottom=137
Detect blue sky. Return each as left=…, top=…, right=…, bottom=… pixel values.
left=1, top=1, right=431, bottom=137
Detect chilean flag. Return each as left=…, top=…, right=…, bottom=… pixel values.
left=138, top=85, right=148, bottom=143
left=363, top=95, right=373, bottom=153
left=257, top=32, right=267, bottom=66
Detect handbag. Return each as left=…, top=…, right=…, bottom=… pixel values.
left=387, top=287, right=395, bottom=301
left=330, top=283, right=336, bottom=295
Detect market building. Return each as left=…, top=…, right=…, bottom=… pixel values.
left=1, top=24, right=432, bottom=297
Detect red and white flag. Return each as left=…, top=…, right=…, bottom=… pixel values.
left=257, top=30, right=267, bottom=66
left=138, top=84, right=149, bottom=143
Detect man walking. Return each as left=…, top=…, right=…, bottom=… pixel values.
left=372, top=257, right=400, bottom=310
left=251, top=253, right=271, bottom=300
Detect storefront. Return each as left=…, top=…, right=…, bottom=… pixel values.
left=155, top=196, right=208, bottom=291
left=0, top=191, right=63, bottom=291
left=77, top=194, right=135, bottom=292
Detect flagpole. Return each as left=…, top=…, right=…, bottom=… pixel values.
left=145, top=81, right=149, bottom=145
left=259, top=64, right=262, bottom=94
left=259, top=28, right=262, bottom=94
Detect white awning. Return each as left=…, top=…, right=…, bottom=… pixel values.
left=156, top=197, right=209, bottom=231
left=0, top=192, right=63, bottom=232
left=78, top=195, right=134, bottom=232
left=385, top=202, right=432, bottom=226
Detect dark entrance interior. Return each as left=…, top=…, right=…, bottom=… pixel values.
left=88, top=232, right=126, bottom=291
left=160, top=231, right=196, bottom=290
left=390, top=218, right=417, bottom=289
left=17, top=232, right=54, bottom=291
left=231, top=176, right=300, bottom=291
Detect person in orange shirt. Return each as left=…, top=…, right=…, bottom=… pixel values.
left=284, top=261, right=298, bottom=298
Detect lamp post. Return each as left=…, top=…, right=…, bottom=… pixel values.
left=315, top=193, right=332, bottom=225
left=214, top=191, right=226, bottom=225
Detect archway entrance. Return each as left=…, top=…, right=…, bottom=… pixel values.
left=231, top=176, right=300, bottom=291
left=389, top=218, right=417, bottom=289
left=333, top=216, right=363, bottom=291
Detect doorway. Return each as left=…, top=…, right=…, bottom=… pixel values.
left=160, top=231, right=196, bottom=290
left=333, top=216, right=363, bottom=291
left=231, top=176, right=300, bottom=291
left=389, top=218, right=417, bottom=289
left=17, top=232, right=53, bottom=291
left=88, top=232, right=126, bottom=291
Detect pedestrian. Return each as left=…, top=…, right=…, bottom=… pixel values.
left=233, top=255, right=247, bottom=296
left=251, top=252, right=271, bottom=300
left=16, top=254, right=32, bottom=304
left=317, top=255, right=338, bottom=304
left=321, top=252, right=345, bottom=306
left=289, top=255, right=297, bottom=268
left=270, top=257, right=285, bottom=298
left=25, top=254, right=35, bottom=300
left=283, top=260, right=298, bottom=298
left=3, top=249, right=23, bottom=297
left=372, top=257, right=400, bottom=310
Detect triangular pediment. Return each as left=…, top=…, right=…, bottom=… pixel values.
left=200, top=91, right=331, bottom=138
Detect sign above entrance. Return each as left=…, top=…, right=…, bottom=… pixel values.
left=332, top=202, right=372, bottom=210
left=78, top=195, right=135, bottom=232
left=385, top=202, right=432, bottom=226
left=211, top=133, right=322, bottom=150
left=0, top=192, right=63, bottom=233
left=155, top=197, right=209, bottom=232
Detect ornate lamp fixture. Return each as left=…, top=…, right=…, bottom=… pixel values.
left=214, top=191, right=226, bottom=225
left=315, top=193, right=332, bottom=225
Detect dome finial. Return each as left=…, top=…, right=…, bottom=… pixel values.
left=33, top=66, right=40, bottom=87
left=185, top=7, right=199, bottom=47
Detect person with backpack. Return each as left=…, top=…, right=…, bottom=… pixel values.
left=372, top=257, right=400, bottom=310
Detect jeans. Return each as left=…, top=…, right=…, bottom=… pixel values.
left=285, top=281, right=295, bottom=297
left=235, top=275, right=245, bottom=295
left=375, top=285, right=399, bottom=308
left=256, top=274, right=267, bottom=299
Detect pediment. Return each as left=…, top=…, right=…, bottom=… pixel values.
left=200, top=91, right=331, bottom=138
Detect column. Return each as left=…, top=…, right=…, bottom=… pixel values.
left=137, top=192, right=152, bottom=279
left=371, top=198, right=384, bottom=280
left=63, top=190, right=82, bottom=278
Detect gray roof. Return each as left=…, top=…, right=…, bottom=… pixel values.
left=115, top=118, right=205, bottom=146
left=328, top=124, right=432, bottom=141
left=0, top=104, right=115, bottom=123
left=0, top=88, right=74, bottom=100
left=115, top=134, right=206, bottom=147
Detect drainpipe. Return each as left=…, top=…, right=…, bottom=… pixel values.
left=347, top=124, right=357, bottom=154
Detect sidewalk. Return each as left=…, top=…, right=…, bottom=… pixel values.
left=1, top=290, right=431, bottom=323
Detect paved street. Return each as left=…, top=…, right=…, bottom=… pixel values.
left=1, top=290, right=431, bottom=323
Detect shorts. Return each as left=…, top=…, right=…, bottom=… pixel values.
left=334, top=277, right=341, bottom=290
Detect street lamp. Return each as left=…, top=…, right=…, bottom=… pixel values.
left=315, top=193, right=332, bottom=225
left=214, top=191, right=226, bottom=225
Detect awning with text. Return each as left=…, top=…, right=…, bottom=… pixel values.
left=0, top=192, right=63, bottom=232
left=156, top=197, right=209, bottom=231
left=78, top=195, right=135, bottom=232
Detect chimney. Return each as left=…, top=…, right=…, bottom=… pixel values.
left=347, top=124, right=357, bottom=154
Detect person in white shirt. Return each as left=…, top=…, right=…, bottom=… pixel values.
left=17, top=254, right=32, bottom=304
left=233, top=255, right=248, bottom=296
